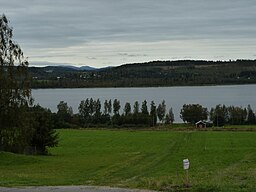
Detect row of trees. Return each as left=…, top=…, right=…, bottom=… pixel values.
left=55, top=100, right=256, bottom=128
left=180, top=104, right=256, bottom=126
left=210, top=104, right=255, bottom=126
left=55, top=99, right=175, bottom=128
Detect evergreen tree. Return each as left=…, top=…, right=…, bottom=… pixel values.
left=112, top=99, right=121, bottom=125
left=104, top=99, right=112, bottom=115
left=124, top=102, right=132, bottom=116
left=150, top=101, right=157, bottom=126
left=30, top=105, right=58, bottom=154
left=247, top=105, right=255, bottom=124
left=108, top=100, right=112, bottom=115
left=94, top=99, right=101, bottom=116
left=104, top=100, right=108, bottom=115
left=113, top=99, right=121, bottom=115
left=133, top=101, right=140, bottom=114
left=169, top=108, right=174, bottom=124
left=89, top=98, right=94, bottom=116
left=141, top=100, right=149, bottom=115
left=164, top=108, right=175, bottom=124
left=157, top=100, right=166, bottom=123
left=78, top=98, right=90, bottom=125
left=57, top=101, right=73, bottom=123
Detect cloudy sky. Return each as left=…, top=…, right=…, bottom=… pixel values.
left=1, top=0, right=256, bottom=67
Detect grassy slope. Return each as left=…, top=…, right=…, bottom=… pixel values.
left=0, top=130, right=256, bottom=191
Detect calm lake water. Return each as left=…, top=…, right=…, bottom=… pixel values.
left=32, top=84, right=256, bottom=122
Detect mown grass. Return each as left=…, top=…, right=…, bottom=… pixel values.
left=1, top=129, right=256, bottom=191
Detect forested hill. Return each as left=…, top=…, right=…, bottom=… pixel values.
left=29, top=59, right=256, bottom=88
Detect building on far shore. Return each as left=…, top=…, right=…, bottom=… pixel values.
left=195, top=120, right=206, bottom=128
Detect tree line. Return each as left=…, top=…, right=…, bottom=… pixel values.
left=54, top=99, right=174, bottom=128
left=30, top=59, right=256, bottom=88
left=53, top=99, right=256, bottom=129
left=180, top=104, right=256, bottom=126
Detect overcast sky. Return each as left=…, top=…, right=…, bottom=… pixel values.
left=1, top=0, right=256, bottom=67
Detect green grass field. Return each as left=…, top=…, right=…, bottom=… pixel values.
left=1, top=129, right=256, bottom=191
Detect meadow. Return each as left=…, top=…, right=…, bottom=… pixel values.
left=0, top=129, right=256, bottom=191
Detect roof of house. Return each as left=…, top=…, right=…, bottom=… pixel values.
left=195, top=120, right=206, bottom=125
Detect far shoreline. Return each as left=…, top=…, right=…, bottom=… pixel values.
left=31, top=83, right=256, bottom=90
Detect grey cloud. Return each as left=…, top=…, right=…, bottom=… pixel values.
left=1, top=0, right=256, bottom=67
left=30, top=54, right=74, bottom=58
left=2, top=0, right=256, bottom=48
left=86, top=57, right=97, bottom=60
left=213, top=55, right=225, bottom=59
left=30, top=61, right=73, bottom=66
left=118, top=53, right=148, bottom=57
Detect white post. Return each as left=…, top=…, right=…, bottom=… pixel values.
left=183, top=159, right=190, bottom=186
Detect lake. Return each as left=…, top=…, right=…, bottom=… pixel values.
left=32, top=84, right=256, bottom=122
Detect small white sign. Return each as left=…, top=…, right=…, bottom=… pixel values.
left=183, top=159, right=190, bottom=170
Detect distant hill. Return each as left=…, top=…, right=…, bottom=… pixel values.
left=30, top=61, right=100, bottom=71
left=58, top=65, right=97, bottom=71
left=61, top=65, right=113, bottom=71
left=29, top=59, right=256, bottom=88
